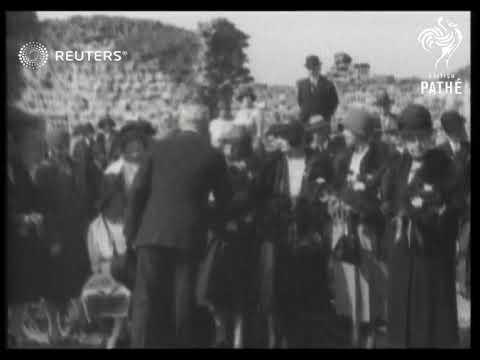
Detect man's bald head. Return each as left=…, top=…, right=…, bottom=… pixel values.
left=178, top=103, right=209, bottom=133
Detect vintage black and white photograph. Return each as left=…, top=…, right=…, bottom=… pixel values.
left=6, top=10, right=471, bottom=349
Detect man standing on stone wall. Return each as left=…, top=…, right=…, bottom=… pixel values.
left=297, top=55, right=339, bottom=125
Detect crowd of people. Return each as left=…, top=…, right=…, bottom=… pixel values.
left=7, top=54, right=470, bottom=349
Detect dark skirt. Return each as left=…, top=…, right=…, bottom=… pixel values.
left=388, top=235, right=459, bottom=348
left=202, top=225, right=259, bottom=313
left=7, top=231, right=49, bottom=305
left=44, top=225, right=90, bottom=304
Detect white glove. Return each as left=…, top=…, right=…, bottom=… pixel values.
left=411, top=196, right=424, bottom=208
left=353, top=181, right=366, bottom=191
left=423, top=183, right=433, bottom=192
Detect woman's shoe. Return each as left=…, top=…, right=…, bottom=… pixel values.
left=213, top=340, right=229, bottom=348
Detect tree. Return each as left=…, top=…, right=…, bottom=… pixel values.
left=6, top=11, right=40, bottom=104
left=196, top=18, right=253, bottom=117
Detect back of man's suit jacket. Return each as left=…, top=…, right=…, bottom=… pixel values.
left=124, top=130, right=232, bottom=256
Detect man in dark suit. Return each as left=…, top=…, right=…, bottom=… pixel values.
left=297, top=55, right=339, bottom=124
left=96, top=115, right=120, bottom=167
left=124, top=104, right=232, bottom=348
left=438, top=110, right=470, bottom=301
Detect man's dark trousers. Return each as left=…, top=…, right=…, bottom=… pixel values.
left=131, top=246, right=199, bottom=348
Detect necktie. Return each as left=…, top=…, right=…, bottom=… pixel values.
left=408, top=160, right=421, bottom=184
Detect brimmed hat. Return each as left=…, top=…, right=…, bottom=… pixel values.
left=398, top=104, right=432, bottom=136
left=118, top=121, right=153, bottom=151
left=236, top=85, right=257, bottom=102
left=267, top=121, right=305, bottom=146
left=98, top=116, right=116, bottom=131
left=136, top=119, right=157, bottom=137
left=440, top=110, right=468, bottom=140
left=306, top=115, right=330, bottom=134
left=305, top=55, right=321, bottom=70
left=342, top=108, right=378, bottom=139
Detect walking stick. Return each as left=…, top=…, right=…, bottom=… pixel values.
left=341, top=202, right=360, bottom=348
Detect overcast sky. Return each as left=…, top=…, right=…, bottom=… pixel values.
left=37, top=11, right=470, bottom=86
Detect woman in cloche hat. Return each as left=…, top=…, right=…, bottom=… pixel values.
left=256, top=120, right=339, bottom=347
left=202, top=126, right=261, bottom=348
left=329, top=107, right=389, bottom=348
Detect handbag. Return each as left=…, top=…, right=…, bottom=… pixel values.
left=100, top=214, right=136, bottom=289
left=331, top=208, right=361, bottom=265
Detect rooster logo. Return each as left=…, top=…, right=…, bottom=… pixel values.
left=418, top=17, right=463, bottom=70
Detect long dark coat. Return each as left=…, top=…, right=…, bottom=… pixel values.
left=7, top=159, right=48, bottom=304
left=255, top=150, right=334, bottom=335
left=204, top=155, right=261, bottom=313
left=438, top=140, right=470, bottom=300
left=332, top=141, right=389, bottom=258
left=34, top=157, right=90, bottom=303
left=382, top=148, right=459, bottom=348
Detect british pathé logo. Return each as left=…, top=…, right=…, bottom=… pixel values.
left=18, top=41, right=128, bottom=70
left=420, top=73, right=463, bottom=96
left=418, top=17, right=464, bottom=96
left=418, top=17, right=463, bottom=70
